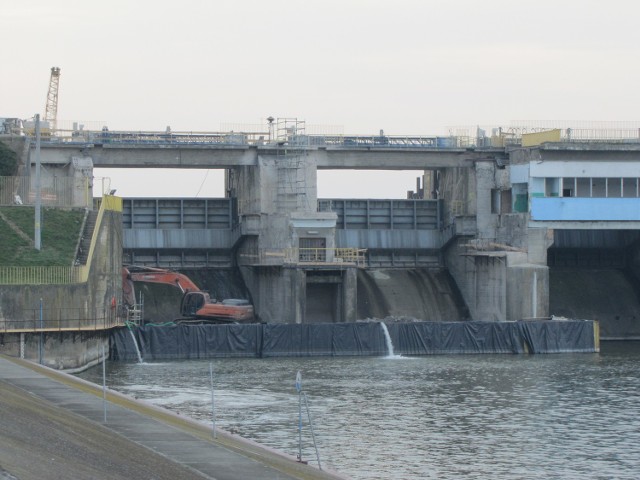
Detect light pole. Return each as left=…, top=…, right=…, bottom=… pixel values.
left=34, top=114, right=42, bottom=251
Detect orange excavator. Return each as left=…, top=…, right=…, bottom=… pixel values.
left=122, top=266, right=254, bottom=323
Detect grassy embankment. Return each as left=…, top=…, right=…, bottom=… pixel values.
left=0, top=207, right=85, bottom=266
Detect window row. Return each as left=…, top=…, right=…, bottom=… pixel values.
left=545, top=177, right=640, bottom=198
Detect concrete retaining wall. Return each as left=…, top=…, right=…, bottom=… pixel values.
left=0, top=331, right=108, bottom=371
left=0, top=209, right=123, bottom=369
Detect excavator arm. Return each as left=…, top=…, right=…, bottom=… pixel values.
left=122, top=266, right=254, bottom=323
left=123, top=266, right=201, bottom=294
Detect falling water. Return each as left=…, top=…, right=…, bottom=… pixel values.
left=127, top=327, right=144, bottom=363
left=379, top=322, right=401, bottom=358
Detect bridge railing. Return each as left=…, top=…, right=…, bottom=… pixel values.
left=24, top=121, right=640, bottom=148
left=39, top=128, right=467, bottom=149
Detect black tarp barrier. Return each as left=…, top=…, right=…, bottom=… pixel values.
left=261, top=323, right=388, bottom=357
left=110, top=320, right=598, bottom=361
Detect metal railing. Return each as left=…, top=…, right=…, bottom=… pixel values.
left=0, top=266, right=83, bottom=285
left=0, top=176, right=91, bottom=208
left=0, top=308, right=124, bottom=333
left=285, top=248, right=367, bottom=267
left=238, top=247, right=368, bottom=267
left=8, top=118, right=640, bottom=149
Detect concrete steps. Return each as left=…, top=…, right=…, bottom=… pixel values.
left=75, top=210, right=98, bottom=265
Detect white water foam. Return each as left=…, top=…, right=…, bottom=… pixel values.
left=127, top=328, right=144, bottom=363
left=380, top=322, right=403, bottom=359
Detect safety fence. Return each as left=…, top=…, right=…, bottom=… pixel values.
left=52, top=128, right=640, bottom=148
left=0, top=308, right=123, bottom=333
left=237, top=248, right=367, bottom=267
left=285, top=248, right=367, bottom=267
left=0, top=266, right=83, bottom=285
left=0, top=176, right=91, bottom=208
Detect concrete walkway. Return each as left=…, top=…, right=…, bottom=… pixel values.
left=0, top=355, right=347, bottom=480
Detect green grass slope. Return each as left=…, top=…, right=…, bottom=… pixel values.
left=0, top=207, right=85, bottom=266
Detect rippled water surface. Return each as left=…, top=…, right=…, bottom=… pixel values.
left=77, top=342, right=640, bottom=479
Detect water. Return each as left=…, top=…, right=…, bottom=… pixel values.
left=77, top=342, right=640, bottom=480
left=379, top=322, right=402, bottom=358
left=127, top=327, right=144, bottom=363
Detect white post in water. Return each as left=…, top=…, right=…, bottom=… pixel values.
left=296, top=370, right=302, bottom=462
left=209, top=362, right=217, bottom=439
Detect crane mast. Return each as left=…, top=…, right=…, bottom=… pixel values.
left=44, top=66, right=61, bottom=133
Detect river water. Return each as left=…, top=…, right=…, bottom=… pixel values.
left=77, top=341, right=640, bottom=480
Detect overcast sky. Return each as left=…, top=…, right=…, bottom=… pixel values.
left=3, top=0, right=639, bottom=198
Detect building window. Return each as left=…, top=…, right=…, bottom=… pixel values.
left=623, top=178, right=639, bottom=198
left=608, top=178, right=622, bottom=197
left=545, top=178, right=560, bottom=197
left=576, top=178, right=591, bottom=197
left=592, top=178, right=607, bottom=197
left=491, top=189, right=512, bottom=214
left=299, top=237, right=326, bottom=262
left=562, top=177, right=576, bottom=197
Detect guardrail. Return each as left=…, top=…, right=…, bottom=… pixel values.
left=8, top=122, right=640, bottom=148
left=0, top=176, right=91, bottom=208
left=238, top=248, right=368, bottom=267
left=285, top=248, right=367, bottom=267
left=0, top=309, right=123, bottom=333
left=37, top=129, right=464, bottom=149
left=0, top=265, right=83, bottom=285
left=41, top=128, right=640, bottom=148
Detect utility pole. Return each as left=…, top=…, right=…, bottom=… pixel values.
left=34, top=114, right=42, bottom=251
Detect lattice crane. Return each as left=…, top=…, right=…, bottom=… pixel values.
left=44, top=66, right=61, bottom=133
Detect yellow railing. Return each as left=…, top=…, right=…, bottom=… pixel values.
left=0, top=195, right=121, bottom=285
left=0, top=265, right=82, bottom=285
left=284, top=247, right=367, bottom=267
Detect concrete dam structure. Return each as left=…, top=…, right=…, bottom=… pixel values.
left=136, top=267, right=469, bottom=324
left=2, top=120, right=640, bottom=362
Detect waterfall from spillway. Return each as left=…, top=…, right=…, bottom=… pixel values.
left=127, top=328, right=144, bottom=363
left=380, top=322, right=402, bottom=358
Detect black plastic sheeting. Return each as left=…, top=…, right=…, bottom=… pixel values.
left=110, top=320, right=598, bottom=361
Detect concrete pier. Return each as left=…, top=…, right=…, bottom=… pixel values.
left=0, top=355, right=346, bottom=480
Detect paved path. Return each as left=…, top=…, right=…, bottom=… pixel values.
left=0, top=355, right=347, bottom=480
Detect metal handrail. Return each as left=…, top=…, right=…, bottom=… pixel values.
left=0, top=311, right=124, bottom=333
left=285, top=247, right=367, bottom=267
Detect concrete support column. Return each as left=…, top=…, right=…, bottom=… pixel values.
left=342, top=268, right=358, bottom=322
left=289, top=269, right=306, bottom=324
left=506, top=264, right=549, bottom=320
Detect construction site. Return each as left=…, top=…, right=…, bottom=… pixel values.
left=4, top=67, right=640, bottom=367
